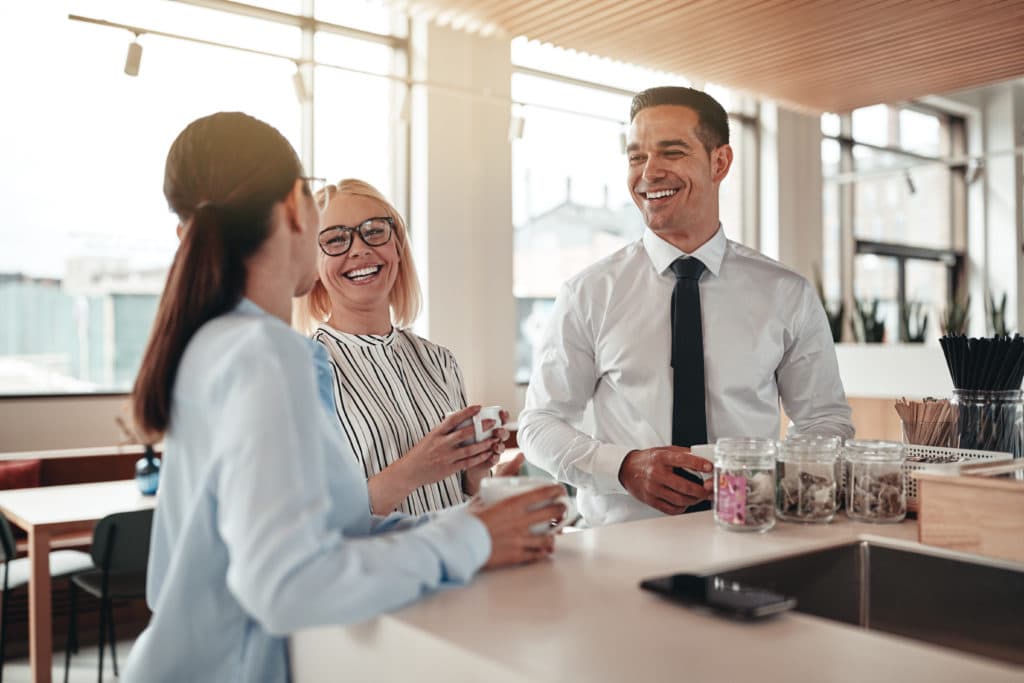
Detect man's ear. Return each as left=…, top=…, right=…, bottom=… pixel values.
left=711, top=144, right=734, bottom=183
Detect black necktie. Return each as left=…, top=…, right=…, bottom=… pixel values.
left=670, top=257, right=711, bottom=511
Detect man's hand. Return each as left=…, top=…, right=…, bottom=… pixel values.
left=617, top=447, right=714, bottom=514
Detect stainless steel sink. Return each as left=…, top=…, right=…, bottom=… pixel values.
left=716, top=541, right=1024, bottom=666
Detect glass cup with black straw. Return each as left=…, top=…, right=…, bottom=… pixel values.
left=940, top=335, right=1024, bottom=459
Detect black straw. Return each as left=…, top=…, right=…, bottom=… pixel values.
left=940, top=334, right=1024, bottom=391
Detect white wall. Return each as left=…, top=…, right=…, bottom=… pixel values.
left=409, top=20, right=517, bottom=414
left=981, top=84, right=1022, bottom=333
left=760, top=103, right=824, bottom=282
left=0, top=395, right=128, bottom=451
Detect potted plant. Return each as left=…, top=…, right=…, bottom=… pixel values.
left=987, top=291, right=1010, bottom=337
left=853, top=298, right=885, bottom=343
left=940, top=293, right=970, bottom=336
left=813, top=265, right=844, bottom=343
left=900, top=301, right=929, bottom=343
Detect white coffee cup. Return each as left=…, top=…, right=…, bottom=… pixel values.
left=448, top=405, right=504, bottom=445
left=478, top=476, right=573, bottom=534
left=686, top=444, right=716, bottom=481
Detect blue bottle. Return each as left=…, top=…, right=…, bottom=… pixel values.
left=135, top=445, right=161, bottom=496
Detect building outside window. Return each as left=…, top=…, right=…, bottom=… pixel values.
left=821, top=104, right=966, bottom=343
left=0, top=0, right=406, bottom=395
left=512, top=38, right=756, bottom=382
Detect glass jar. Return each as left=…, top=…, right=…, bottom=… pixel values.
left=951, top=389, right=1024, bottom=459
left=776, top=435, right=840, bottom=523
left=714, top=438, right=777, bottom=532
left=844, top=440, right=905, bottom=523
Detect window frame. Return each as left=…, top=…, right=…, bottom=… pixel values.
left=824, top=103, right=967, bottom=343
left=0, top=0, right=409, bottom=397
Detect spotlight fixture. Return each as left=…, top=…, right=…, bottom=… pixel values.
left=124, top=36, right=143, bottom=77
left=965, top=158, right=985, bottom=185
left=391, top=89, right=410, bottom=124
left=508, top=115, right=525, bottom=141
left=292, top=65, right=309, bottom=103
left=904, top=169, right=916, bottom=195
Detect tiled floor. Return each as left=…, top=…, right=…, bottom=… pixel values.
left=2, top=639, right=136, bottom=683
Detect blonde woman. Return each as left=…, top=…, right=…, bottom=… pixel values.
left=297, top=179, right=522, bottom=515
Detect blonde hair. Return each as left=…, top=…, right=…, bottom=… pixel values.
left=294, top=179, right=422, bottom=334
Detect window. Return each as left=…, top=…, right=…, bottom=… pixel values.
left=512, top=39, right=757, bottom=382
left=0, top=0, right=406, bottom=395
left=821, top=104, right=965, bottom=343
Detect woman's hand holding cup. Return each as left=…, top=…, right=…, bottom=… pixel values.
left=470, top=480, right=568, bottom=569
left=456, top=406, right=512, bottom=495
left=374, top=406, right=499, bottom=509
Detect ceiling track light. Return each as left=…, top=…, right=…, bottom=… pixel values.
left=965, top=158, right=985, bottom=185
left=904, top=169, right=916, bottom=195
left=508, top=115, right=525, bottom=141
left=292, top=64, right=310, bottom=103
left=124, top=34, right=143, bottom=77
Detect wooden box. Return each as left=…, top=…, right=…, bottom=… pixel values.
left=915, top=460, right=1024, bottom=564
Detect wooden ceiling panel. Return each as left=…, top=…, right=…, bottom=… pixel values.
left=398, top=0, right=1024, bottom=112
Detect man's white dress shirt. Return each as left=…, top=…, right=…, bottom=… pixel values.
left=519, top=227, right=853, bottom=527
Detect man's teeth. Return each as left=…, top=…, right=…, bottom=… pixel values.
left=645, top=189, right=677, bottom=200
left=344, top=265, right=382, bottom=280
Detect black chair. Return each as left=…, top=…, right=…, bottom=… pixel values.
left=1, top=513, right=92, bottom=683
left=64, top=509, right=153, bottom=683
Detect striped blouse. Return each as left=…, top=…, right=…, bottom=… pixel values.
left=314, top=323, right=468, bottom=516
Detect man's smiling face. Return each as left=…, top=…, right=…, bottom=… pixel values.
left=626, top=104, right=731, bottom=237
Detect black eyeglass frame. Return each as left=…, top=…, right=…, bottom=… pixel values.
left=318, top=216, right=395, bottom=256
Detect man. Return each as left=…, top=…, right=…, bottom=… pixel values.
left=519, top=86, right=853, bottom=527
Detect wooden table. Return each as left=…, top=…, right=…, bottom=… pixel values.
left=0, top=480, right=155, bottom=683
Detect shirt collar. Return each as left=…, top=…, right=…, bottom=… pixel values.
left=234, top=297, right=267, bottom=318
left=316, top=322, right=397, bottom=348
left=642, top=224, right=727, bottom=277
left=234, top=297, right=324, bottom=356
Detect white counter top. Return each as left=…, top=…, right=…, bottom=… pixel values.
left=291, top=514, right=1024, bottom=682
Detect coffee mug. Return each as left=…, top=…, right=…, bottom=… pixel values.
left=478, top=476, right=573, bottom=534
left=448, top=405, right=504, bottom=445
left=686, top=444, right=716, bottom=482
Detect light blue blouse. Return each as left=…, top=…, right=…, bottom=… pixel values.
left=122, top=299, right=491, bottom=682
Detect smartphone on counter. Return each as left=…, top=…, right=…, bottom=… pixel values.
left=640, top=573, right=796, bottom=620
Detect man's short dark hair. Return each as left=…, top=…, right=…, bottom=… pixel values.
left=630, top=86, right=730, bottom=154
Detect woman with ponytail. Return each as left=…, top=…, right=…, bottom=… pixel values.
left=123, top=112, right=566, bottom=682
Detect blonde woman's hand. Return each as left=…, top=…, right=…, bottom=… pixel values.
left=369, top=406, right=497, bottom=513
left=462, top=409, right=513, bottom=494
left=470, top=484, right=566, bottom=569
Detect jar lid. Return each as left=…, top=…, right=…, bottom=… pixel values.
left=843, top=439, right=904, bottom=462
left=715, top=437, right=777, bottom=462
left=779, top=435, right=840, bottom=461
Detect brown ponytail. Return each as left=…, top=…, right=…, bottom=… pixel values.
left=132, top=113, right=303, bottom=438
